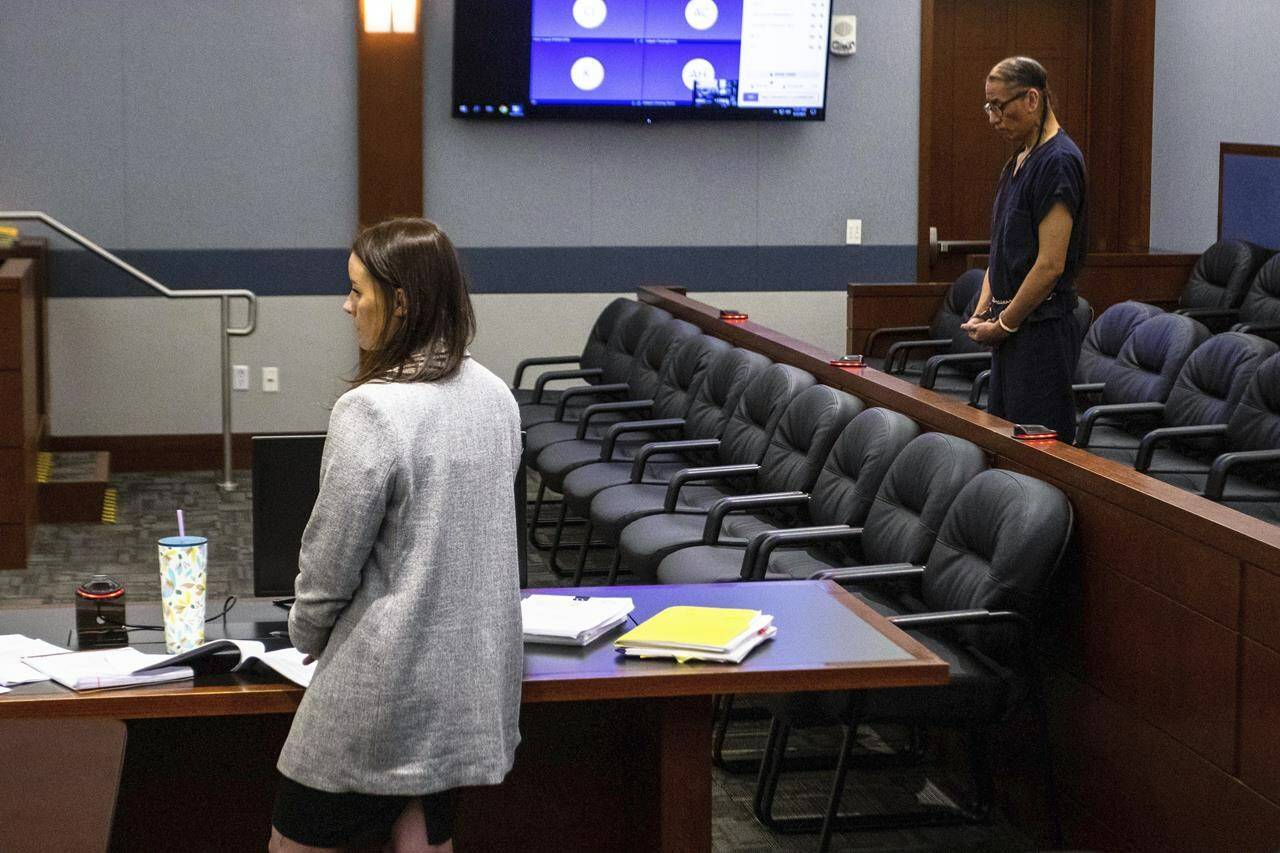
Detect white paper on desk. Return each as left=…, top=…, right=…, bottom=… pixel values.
left=21, top=647, right=193, bottom=692
left=0, top=634, right=68, bottom=686
left=521, top=595, right=634, bottom=644
left=133, top=639, right=315, bottom=688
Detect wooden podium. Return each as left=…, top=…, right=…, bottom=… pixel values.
left=0, top=238, right=49, bottom=570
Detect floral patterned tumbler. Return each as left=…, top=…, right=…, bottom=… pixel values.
left=158, top=535, right=208, bottom=653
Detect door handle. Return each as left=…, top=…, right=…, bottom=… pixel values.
left=928, top=226, right=990, bottom=264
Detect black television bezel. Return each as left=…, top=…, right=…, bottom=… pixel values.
left=450, top=0, right=833, bottom=123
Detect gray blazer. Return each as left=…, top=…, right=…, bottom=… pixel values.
left=278, top=358, right=523, bottom=795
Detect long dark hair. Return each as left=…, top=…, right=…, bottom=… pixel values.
left=989, top=56, right=1054, bottom=152
left=349, top=218, right=475, bottom=386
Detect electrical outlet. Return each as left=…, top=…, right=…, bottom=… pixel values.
left=845, top=219, right=862, bottom=245
left=232, top=364, right=250, bottom=391
left=262, top=366, right=279, bottom=393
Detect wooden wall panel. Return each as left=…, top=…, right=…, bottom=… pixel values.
left=1241, top=639, right=1280, bottom=804
left=356, top=5, right=424, bottom=226
left=0, top=373, right=20, bottom=449
left=1049, top=671, right=1280, bottom=852
left=0, top=291, right=19, bottom=369
left=846, top=283, right=950, bottom=354
left=1243, top=563, right=1280, bottom=654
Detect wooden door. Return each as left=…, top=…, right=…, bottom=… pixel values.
left=919, top=0, right=1091, bottom=282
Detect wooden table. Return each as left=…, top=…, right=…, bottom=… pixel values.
left=0, top=581, right=946, bottom=852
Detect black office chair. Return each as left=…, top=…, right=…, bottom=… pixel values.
left=1231, top=253, right=1280, bottom=344
left=510, top=297, right=637, bottom=406
left=653, top=408, right=921, bottom=585
left=1079, top=332, right=1277, bottom=466
left=533, top=333, right=730, bottom=574
left=864, top=269, right=985, bottom=376
left=582, top=363, right=816, bottom=581
left=1074, top=312, right=1211, bottom=447
left=519, top=302, right=670, bottom=430
left=1138, top=351, right=1280, bottom=518
left=614, top=385, right=863, bottom=583
left=1174, top=239, right=1273, bottom=332
left=523, top=316, right=699, bottom=459
left=755, top=470, right=1074, bottom=851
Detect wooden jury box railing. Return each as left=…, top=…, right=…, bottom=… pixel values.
left=0, top=257, right=42, bottom=571
left=847, top=252, right=1200, bottom=355
left=638, top=284, right=1280, bottom=852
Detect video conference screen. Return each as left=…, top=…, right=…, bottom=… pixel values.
left=453, top=0, right=833, bottom=122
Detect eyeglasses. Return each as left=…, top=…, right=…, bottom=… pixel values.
left=983, top=90, right=1029, bottom=117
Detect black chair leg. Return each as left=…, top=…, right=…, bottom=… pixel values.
left=711, top=694, right=735, bottom=767
left=527, top=482, right=548, bottom=547
left=605, top=549, right=623, bottom=585
left=546, top=504, right=571, bottom=577
left=570, top=521, right=594, bottom=586
left=752, top=717, right=792, bottom=827
left=818, top=718, right=861, bottom=853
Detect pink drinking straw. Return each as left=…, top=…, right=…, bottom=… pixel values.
left=177, top=509, right=185, bottom=539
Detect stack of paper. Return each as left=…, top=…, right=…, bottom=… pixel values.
left=21, top=647, right=195, bottom=691
left=521, top=595, right=634, bottom=646
left=614, top=606, right=777, bottom=663
left=0, top=635, right=69, bottom=693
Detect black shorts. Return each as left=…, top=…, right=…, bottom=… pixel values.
left=272, top=774, right=457, bottom=848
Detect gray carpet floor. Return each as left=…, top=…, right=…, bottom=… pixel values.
left=0, top=469, right=1036, bottom=852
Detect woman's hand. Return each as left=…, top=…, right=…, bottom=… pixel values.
left=964, top=319, right=1010, bottom=346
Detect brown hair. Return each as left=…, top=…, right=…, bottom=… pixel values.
left=988, top=56, right=1054, bottom=150
left=349, top=218, right=475, bottom=386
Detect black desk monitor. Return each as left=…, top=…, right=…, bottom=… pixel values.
left=252, top=434, right=326, bottom=597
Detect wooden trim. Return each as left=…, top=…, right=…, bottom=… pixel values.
left=916, top=0, right=937, bottom=280
left=44, top=433, right=310, bottom=473
left=1219, top=142, right=1280, bottom=240
left=356, top=1, right=424, bottom=226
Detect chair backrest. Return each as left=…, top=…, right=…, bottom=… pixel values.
left=757, top=386, right=863, bottom=498
left=1072, top=295, right=1094, bottom=340
left=580, top=299, right=641, bottom=376
left=1226, top=351, right=1280, bottom=454
left=682, top=347, right=770, bottom=449
left=1179, top=239, right=1271, bottom=311
left=1103, top=313, right=1211, bottom=405
left=1164, top=332, right=1278, bottom=431
left=861, top=432, right=987, bottom=567
left=601, top=303, right=671, bottom=384
left=809, top=409, right=920, bottom=557
left=624, top=318, right=699, bottom=401
left=1240, top=253, right=1280, bottom=332
left=717, top=364, right=816, bottom=466
left=649, top=334, right=731, bottom=421
left=1075, top=301, right=1163, bottom=385
left=931, top=269, right=986, bottom=340
left=922, top=470, right=1073, bottom=659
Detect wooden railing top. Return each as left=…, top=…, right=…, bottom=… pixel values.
left=638, top=285, right=1280, bottom=573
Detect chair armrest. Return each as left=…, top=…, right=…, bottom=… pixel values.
left=630, top=439, right=720, bottom=482
left=1134, top=424, right=1227, bottom=472
left=1075, top=402, right=1165, bottom=447
left=1071, top=381, right=1106, bottom=397
left=1204, top=449, right=1280, bottom=501
left=599, top=418, right=685, bottom=460
left=865, top=325, right=930, bottom=358
left=529, top=368, right=603, bottom=405
left=740, top=526, right=857, bottom=580
left=1176, top=307, right=1241, bottom=322
left=884, top=338, right=950, bottom=374
left=513, top=355, right=581, bottom=389
left=553, top=383, right=630, bottom=420
left=1234, top=321, right=1280, bottom=335
left=701, top=492, right=810, bottom=545
left=663, top=464, right=760, bottom=512
left=809, top=563, right=923, bottom=585
left=889, top=608, right=1032, bottom=641
left=921, top=352, right=992, bottom=389
left=968, top=369, right=991, bottom=408
left=574, top=400, right=653, bottom=438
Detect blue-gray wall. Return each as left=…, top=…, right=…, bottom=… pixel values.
left=1151, top=1, right=1280, bottom=251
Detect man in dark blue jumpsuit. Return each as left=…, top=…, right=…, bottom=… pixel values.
left=962, top=56, right=1088, bottom=442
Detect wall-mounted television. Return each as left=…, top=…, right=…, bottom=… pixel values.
left=452, top=0, right=833, bottom=122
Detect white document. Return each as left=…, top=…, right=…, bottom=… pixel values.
left=521, top=595, right=634, bottom=646
left=22, top=647, right=193, bottom=691
left=621, top=625, right=778, bottom=664
left=134, top=639, right=315, bottom=688
left=0, top=635, right=71, bottom=686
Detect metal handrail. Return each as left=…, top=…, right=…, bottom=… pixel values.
left=1, top=211, right=258, bottom=491
left=928, top=226, right=990, bottom=265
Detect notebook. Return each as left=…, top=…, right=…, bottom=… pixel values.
left=134, top=639, right=315, bottom=687
left=521, top=595, right=634, bottom=646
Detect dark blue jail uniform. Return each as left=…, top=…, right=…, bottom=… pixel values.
left=986, top=131, right=1088, bottom=442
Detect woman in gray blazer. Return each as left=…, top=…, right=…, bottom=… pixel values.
left=269, top=219, right=523, bottom=853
